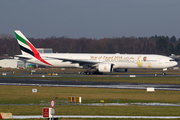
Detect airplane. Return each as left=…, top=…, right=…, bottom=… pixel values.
left=14, top=30, right=177, bottom=75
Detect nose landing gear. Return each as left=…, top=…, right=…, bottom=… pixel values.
left=162, top=68, right=167, bottom=76
left=162, top=72, right=166, bottom=76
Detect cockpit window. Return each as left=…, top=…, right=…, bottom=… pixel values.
left=170, top=59, right=175, bottom=61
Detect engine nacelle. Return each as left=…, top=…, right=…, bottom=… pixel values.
left=113, top=68, right=128, bottom=72
left=97, top=63, right=113, bottom=73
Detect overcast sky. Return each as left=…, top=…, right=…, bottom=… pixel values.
left=0, top=0, right=180, bottom=39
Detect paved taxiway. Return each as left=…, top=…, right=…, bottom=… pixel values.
left=0, top=76, right=180, bottom=91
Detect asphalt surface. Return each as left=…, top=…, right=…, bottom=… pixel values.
left=0, top=76, right=180, bottom=90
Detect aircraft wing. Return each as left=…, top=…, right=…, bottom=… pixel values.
left=47, top=57, right=100, bottom=66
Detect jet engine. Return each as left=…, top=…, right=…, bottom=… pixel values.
left=97, top=63, right=113, bottom=73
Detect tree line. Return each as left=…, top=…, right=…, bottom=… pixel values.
left=0, top=34, right=180, bottom=56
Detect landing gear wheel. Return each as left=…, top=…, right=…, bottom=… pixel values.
left=83, top=71, right=92, bottom=75
left=83, top=71, right=103, bottom=75
left=163, top=72, right=166, bottom=76
left=92, top=71, right=103, bottom=75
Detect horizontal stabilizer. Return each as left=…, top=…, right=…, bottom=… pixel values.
left=14, top=55, right=31, bottom=60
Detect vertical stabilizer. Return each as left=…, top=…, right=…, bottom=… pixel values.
left=14, top=30, right=52, bottom=66
left=14, top=30, right=37, bottom=56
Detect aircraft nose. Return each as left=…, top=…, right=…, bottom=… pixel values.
left=174, top=61, right=178, bottom=66
left=169, top=58, right=178, bottom=67
left=171, top=61, right=178, bottom=67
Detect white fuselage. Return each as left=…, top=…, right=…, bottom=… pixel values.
left=19, top=53, right=177, bottom=69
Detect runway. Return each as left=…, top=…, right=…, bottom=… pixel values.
left=0, top=77, right=180, bottom=91
left=0, top=70, right=180, bottom=91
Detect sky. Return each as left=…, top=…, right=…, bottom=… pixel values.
left=0, top=0, right=180, bottom=39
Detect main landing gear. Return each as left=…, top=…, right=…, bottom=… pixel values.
left=83, top=71, right=103, bottom=75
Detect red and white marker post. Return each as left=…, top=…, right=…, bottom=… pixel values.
left=51, top=99, right=55, bottom=108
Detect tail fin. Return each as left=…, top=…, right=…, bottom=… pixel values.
left=14, top=30, right=39, bottom=56
left=14, top=30, right=52, bottom=66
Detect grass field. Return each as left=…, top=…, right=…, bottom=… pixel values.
left=1, top=85, right=180, bottom=104
left=0, top=85, right=180, bottom=117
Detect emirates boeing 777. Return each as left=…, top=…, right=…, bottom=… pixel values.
left=14, top=30, right=177, bottom=75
